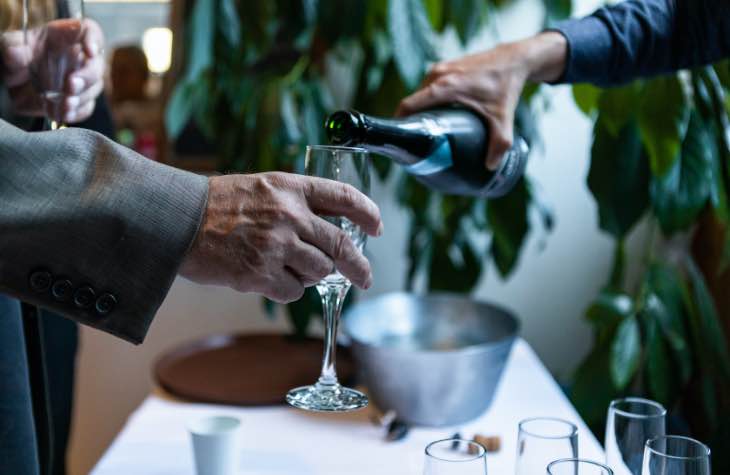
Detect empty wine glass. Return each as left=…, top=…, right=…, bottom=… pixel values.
left=548, top=459, right=614, bottom=475
left=24, top=0, right=86, bottom=129
left=515, top=417, right=578, bottom=475
left=605, top=397, right=666, bottom=475
left=286, top=145, right=370, bottom=412
left=642, top=436, right=711, bottom=475
left=424, top=439, right=488, bottom=475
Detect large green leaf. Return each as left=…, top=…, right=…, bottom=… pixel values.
left=445, top=0, right=488, bottom=46
left=610, top=314, right=641, bottom=390
left=650, top=112, right=714, bottom=234
left=598, top=83, right=640, bottom=137
left=387, top=0, right=438, bottom=90
left=428, top=235, right=482, bottom=292
left=166, top=80, right=197, bottom=139
left=487, top=179, right=530, bottom=278
left=218, top=0, right=241, bottom=47
left=716, top=60, right=730, bottom=90
left=571, top=339, right=619, bottom=428
left=185, top=0, right=215, bottom=80
left=587, top=119, right=650, bottom=238
left=641, top=292, right=692, bottom=386
left=572, top=84, right=602, bottom=117
left=586, top=291, right=633, bottom=329
left=638, top=76, right=690, bottom=177
left=645, top=318, right=677, bottom=406
left=685, top=260, right=730, bottom=381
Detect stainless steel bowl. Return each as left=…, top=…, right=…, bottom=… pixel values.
left=343, top=292, right=519, bottom=426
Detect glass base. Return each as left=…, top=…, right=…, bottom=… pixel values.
left=286, top=384, right=368, bottom=412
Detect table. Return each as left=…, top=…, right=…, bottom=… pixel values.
left=92, top=339, right=604, bottom=474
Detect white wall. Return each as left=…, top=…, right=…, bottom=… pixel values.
left=69, top=0, right=646, bottom=473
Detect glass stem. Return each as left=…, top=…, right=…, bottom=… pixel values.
left=315, top=281, right=350, bottom=388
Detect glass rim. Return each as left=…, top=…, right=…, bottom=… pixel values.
left=306, top=145, right=369, bottom=154
left=609, top=397, right=667, bottom=419
left=424, top=438, right=486, bottom=462
left=644, top=435, right=711, bottom=461
left=547, top=458, right=614, bottom=474
left=518, top=417, right=578, bottom=440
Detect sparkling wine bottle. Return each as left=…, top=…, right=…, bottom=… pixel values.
left=325, top=108, right=529, bottom=197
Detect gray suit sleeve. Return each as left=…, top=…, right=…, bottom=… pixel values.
left=0, top=119, right=208, bottom=344
left=552, top=0, right=730, bottom=86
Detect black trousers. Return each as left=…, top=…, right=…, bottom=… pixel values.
left=0, top=295, right=78, bottom=475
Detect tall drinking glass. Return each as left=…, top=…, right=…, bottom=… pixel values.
left=424, top=439, right=488, bottom=475
left=24, top=0, right=86, bottom=129
left=548, top=459, right=614, bottom=475
left=642, top=436, right=711, bottom=475
left=286, top=145, right=370, bottom=412
left=515, top=417, right=578, bottom=475
left=605, top=397, right=666, bottom=475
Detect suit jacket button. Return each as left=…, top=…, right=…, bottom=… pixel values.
left=51, top=279, right=73, bottom=302
left=73, top=286, right=96, bottom=309
left=95, top=293, right=117, bottom=315
left=29, top=270, right=52, bottom=293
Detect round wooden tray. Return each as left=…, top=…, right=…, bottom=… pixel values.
left=153, top=333, right=356, bottom=406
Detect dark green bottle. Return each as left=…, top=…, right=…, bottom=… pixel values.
left=325, top=108, right=529, bottom=197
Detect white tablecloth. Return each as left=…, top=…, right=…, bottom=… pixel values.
left=92, top=339, right=604, bottom=475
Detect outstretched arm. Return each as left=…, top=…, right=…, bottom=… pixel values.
left=398, top=0, right=730, bottom=169
left=555, top=0, right=730, bottom=86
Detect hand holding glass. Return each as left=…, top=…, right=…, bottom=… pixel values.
left=24, top=0, right=86, bottom=129
left=286, top=146, right=371, bottom=412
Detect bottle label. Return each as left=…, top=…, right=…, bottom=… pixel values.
left=404, top=139, right=453, bottom=176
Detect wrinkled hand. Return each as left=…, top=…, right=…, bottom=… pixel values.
left=396, top=32, right=567, bottom=170
left=180, top=172, right=384, bottom=303
left=1, top=18, right=105, bottom=123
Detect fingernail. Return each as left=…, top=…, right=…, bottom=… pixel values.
left=377, top=222, right=384, bottom=236
left=70, top=76, right=85, bottom=94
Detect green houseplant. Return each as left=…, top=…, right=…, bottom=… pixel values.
left=167, top=0, right=730, bottom=471
left=569, top=67, right=730, bottom=472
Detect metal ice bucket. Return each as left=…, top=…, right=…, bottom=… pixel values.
left=342, top=292, right=519, bottom=426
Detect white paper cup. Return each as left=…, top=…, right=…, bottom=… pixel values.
left=188, top=416, right=241, bottom=475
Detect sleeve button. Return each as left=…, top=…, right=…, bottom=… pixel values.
left=51, top=279, right=73, bottom=302
left=73, top=286, right=96, bottom=309
left=95, top=293, right=117, bottom=315
left=29, top=270, right=52, bottom=293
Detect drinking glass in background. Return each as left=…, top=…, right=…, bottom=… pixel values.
left=605, top=397, right=666, bottom=475
left=642, top=436, right=711, bottom=475
left=24, top=0, right=86, bottom=129
left=286, top=145, right=371, bottom=412
left=548, top=459, right=614, bottom=475
left=515, top=417, right=578, bottom=475
left=424, top=439, right=488, bottom=475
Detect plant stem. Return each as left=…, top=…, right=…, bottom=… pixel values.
left=315, top=280, right=350, bottom=387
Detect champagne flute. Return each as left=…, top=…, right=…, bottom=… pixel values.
left=605, top=398, right=666, bottom=475
left=286, top=145, right=370, bottom=412
left=24, top=0, right=86, bottom=130
left=642, top=436, right=711, bottom=475
left=424, top=439, right=488, bottom=475
left=548, top=459, right=614, bottom=475
left=515, top=417, right=578, bottom=475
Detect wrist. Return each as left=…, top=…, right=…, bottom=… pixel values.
left=520, top=31, right=568, bottom=83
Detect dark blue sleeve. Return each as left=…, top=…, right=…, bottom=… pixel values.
left=553, top=0, right=730, bottom=86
